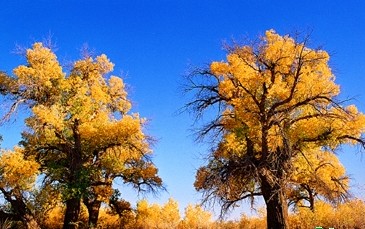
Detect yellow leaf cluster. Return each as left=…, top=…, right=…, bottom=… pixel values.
left=97, top=207, right=121, bottom=228
left=136, top=198, right=180, bottom=229
left=209, top=29, right=365, bottom=155
left=0, top=147, right=39, bottom=190
left=109, top=76, right=131, bottom=113
left=180, top=204, right=212, bottom=229
left=93, top=185, right=114, bottom=202
left=289, top=199, right=365, bottom=228
left=13, top=43, right=64, bottom=102
left=290, top=147, right=348, bottom=198
left=5, top=42, right=159, bottom=206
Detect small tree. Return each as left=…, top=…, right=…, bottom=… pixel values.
left=179, top=204, right=212, bottom=229
left=0, top=147, right=40, bottom=228
left=288, top=149, right=349, bottom=210
left=135, top=198, right=180, bottom=229
left=185, top=30, right=365, bottom=228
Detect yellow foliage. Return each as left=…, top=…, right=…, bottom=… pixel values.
left=288, top=199, right=365, bottom=228
left=202, top=29, right=365, bottom=187
left=0, top=147, right=39, bottom=190
left=97, top=207, right=122, bottom=228
left=208, top=30, right=363, bottom=157
left=289, top=147, right=349, bottom=203
left=109, top=76, right=131, bottom=113
left=34, top=198, right=365, bottom=229
left=136, top=198, right=180, bottom=229
left=189, top=30, right=365, bottom=228
left=180, top=204, right=212, bottom=229
left=42, top=205, right=64, bottom=229
left=238, top=214, right=266, bottom=229
left=2, top=42, right=162, bottom=227
left=42, top=203, right=89, bottom=229
left=13, top=43, right=64, bottom=104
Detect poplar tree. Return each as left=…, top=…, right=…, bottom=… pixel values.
left=186, top=30, right=365, bottom=229
left=0, top=43, right=162, bottom=228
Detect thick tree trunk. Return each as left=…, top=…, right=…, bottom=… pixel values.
left=63, top=120, right=83, bottom=229
left=63, top=198, right=81, bottom=229
left=85, top=199, right=102, bottom=228
left=260, top=175, right=288, bottom=229
left=0, top=188, right=41, bottom=229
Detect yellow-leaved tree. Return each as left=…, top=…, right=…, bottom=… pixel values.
left=287, top=148, right=349, bottom=210
left=0, top=147, right=40, bottom=228
left=185, top=30, right=365, bottom=229
left=0, top=43, right=162, bottom=228
left=179, top=204, right=212, bottom=229
left=135, top=198, right=180, bottom=229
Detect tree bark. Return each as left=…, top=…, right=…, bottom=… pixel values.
left=0, top=188, right=41, bottom=229
left=260, top=175, right=288, bottom=229
left=63, top=198, right=81, bottom=229
left=63, top=119, right=83, bottom=229
left=85, top=199, right=102, bottom=228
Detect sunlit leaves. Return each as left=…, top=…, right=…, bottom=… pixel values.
left=13, top=43, right=64, bottom=104
left=135, top=198, right=180, bottom=229
left=288, top=199, right=365, bottom=228
left=180, top=204, right=212, bottom=229
left=288, top=148, right=349, bottom=208
left=0, top=147, right=39, bottom=190
left=187, top=29, right=365, bottom=226
left=1, top=42, right=162, bottom=227
left=211, top=30, right=350, bottom=154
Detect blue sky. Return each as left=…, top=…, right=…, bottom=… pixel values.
left=1, top=0, right=365, bottom=218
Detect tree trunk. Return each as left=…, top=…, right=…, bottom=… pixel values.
left=85, top=199, right=101, bottom=228
left=0, top=188, right=41, bottom=229
left=63, top=120, right=83, bottom=229
left=260, top=174, right=288, bottom=229
left=0, top=210, right=19, bottom=222
left=63, top=198, right=81, bottom=229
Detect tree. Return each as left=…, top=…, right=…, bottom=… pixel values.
left=135, top=198, right=180, bottom=229
left=160, top=198, right=180, bottom=228
left=179, top=204, right=212, bottom=229
left=31, top=182, right=64, bottom=228
left=287, top=148, right=349, bottom=210
left=108, top=190, right=135, bottom=228
left=185, top=30, right=365, bottom=228
left=288, top=199, right=365, bottom=228
left=97, top=206, right=125, bottom=229
left=0, top=147, right=40, bottom=228
left=0, top=43, right=162, bottom=228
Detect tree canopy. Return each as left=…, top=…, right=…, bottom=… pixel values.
left=0, top=30, right=364, bottom=228
left=186, top=30, right=365, bottom=229
left=0, top=43, right=162, bottom=228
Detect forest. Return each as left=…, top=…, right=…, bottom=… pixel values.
left=0, top=30, right=364, bottom=229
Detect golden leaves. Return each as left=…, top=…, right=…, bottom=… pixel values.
left=289, top=199, right=365, bottom=228
left=13, top=43, right=64, bottom=103
left=32, top=104, right=65, bottom=131
left=0, top=147, right=39, bottom=190
left=190, top=30, right=365, bottom=219
left=210, top=61, right=229, bottom=76
left=17, top=42, right=143, bottom=151
left=181, top=204, right=212, bottom=228
left=136, top=198, right=181, bottom=229
left=109, top=76, right=131, bottom=113
left=208, top=29, right=365, bottom=154
left=291, top=148, right=348, bottom=190
left=1, top=41, right=160, bottom=207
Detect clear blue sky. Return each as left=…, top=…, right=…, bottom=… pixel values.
left=1, top=0, right=365, bottom=218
